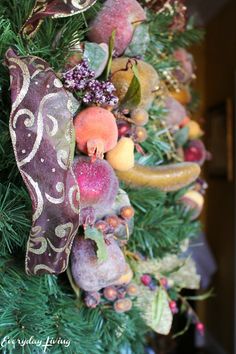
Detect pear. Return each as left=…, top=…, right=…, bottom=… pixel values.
left=106, top=137, right=134, bottom=171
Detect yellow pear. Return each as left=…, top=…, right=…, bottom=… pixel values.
left=111, top=57, right=159, bottom=109
left=106, top=137, right=134, bottom=171
left=186, top=120, right=204, bottom=140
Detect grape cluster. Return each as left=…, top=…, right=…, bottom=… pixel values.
left=63, top=59, right=118, bottom=106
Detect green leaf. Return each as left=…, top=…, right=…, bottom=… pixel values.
left=152, top=288, right=165, bottom=328
left=121, top=64, right=141, bottom=109
left=84, top=226, right=108, bottom=263
left=84, top=41, right=108, bottom=78
left=184, top=288, right=214, bottom=301
left=150, top=288, right=173, bottom=335
left=105, top=30, right=116, bottom=79
left=125, top=23, right=150, bottom=57
left=174, top=126, right=189, bottom=147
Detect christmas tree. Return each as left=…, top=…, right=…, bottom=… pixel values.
left=0, top=0, right=208, bottom=353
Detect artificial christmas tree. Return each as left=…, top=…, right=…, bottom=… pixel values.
left=0, top=0, right=208, bottom=352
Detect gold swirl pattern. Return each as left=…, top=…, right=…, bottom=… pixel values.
left=18, top=93, right=57, bottom=167
left=13, top=109, right=35, bottom=129
left=22, top=171, right=44, bottom=222
left=68, top=184, right=80, bottom=214
left=6, top=56, right=31, bottom=114
left=31, top=69, right=44, bottom=79
left=53, top=78, right=63, bottom=88
left=71, top=0, right=94, bottom=9
left=34, top=264, right=55, bottom=274
left=45, top=182, right=65, bottom=204
left=21, top=0, right=97, bottom=37
left=28, top=236, right=48, bottom=255
left=55, top=223, right=73, bottom=238
left=57, top=149, right=69, bottom=170
left=47, top=237, right=71, bottom=253
left=53, top=0, right=97, bottom=17
left=31, top=225, right=42, bottom=236
left=46, top=114, right=59, bottom=137
left=6, top=49, right=80, bottom=276
left=28, top=226, right=47, bottom=255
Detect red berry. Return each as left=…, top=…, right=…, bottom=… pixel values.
left=140, top=274, right=152, bottom=286
left=196, top=322, right=205, bottom=334
left=169, top=300, right=177, bottom=310
left=159, top=277, right=168, bottom=288
left=169, top=301, right=178, bottom=314
left=118, top=122, right=131, bottom=138
left=184, top=140, right=206, bottom=165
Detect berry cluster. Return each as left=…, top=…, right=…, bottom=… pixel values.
left=84, top=283, right=139, bottom=313
left=140, top=273, right=205, bottom=335
left=94, top=205, right=135, bottom=242
left=63, top=59, right=118, bottom=106
left=141, top=274, right=179, bottom=313
left=140, top=274, right=169, bottom=292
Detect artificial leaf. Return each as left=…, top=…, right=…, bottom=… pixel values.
left=185, top=288, right=214, bottom=301
left=151, top=288, right=173, bottom=334
left=105, top=30, right=116, bottom=79
left=137, top=286, right=173, bottom=335
left=84, top=42, right=109, bottom=78
left=174, top=126, right=189, bottom=147
left=125, top=23, right=150, bottom=57
left=151, top=288, right=165, bottom=328
left=84, top=226, right=108, bottom=262
left=121, top=65, right=141, bottom=109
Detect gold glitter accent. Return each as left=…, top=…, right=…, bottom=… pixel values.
left=13, top=109, right=35, bottom=129
left=18, top=93, right=58, bottom=167
left=57, top=149, right=69, bottom=170
left=6, top=55, right=31, bottom=114
left=34, top=264, right=55, bottom=274
left=55, top=223, right=73, bottom=238
left=45, top=182, right=65, bottom=204
left=68, top=184, right=80, bottom=214
left=46, top=114, right=59, bottom=137
left=22, top=171, right=44, bottom=222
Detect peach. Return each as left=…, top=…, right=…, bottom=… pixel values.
left=74, top=107, right=118, bottom=160
left=87, top=0, right=146, bottom=56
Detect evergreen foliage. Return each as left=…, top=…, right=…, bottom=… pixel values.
left=0, top=0, right=203, bottom=352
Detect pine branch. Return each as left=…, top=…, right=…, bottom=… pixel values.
left=127, top=188, right=200, bottom=259
left=0, top=183, right=30, bottom=255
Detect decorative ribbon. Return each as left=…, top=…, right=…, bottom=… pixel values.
left=5, top=48, right=80, bottom=275
left=21, top=0, right=97, bottom=37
